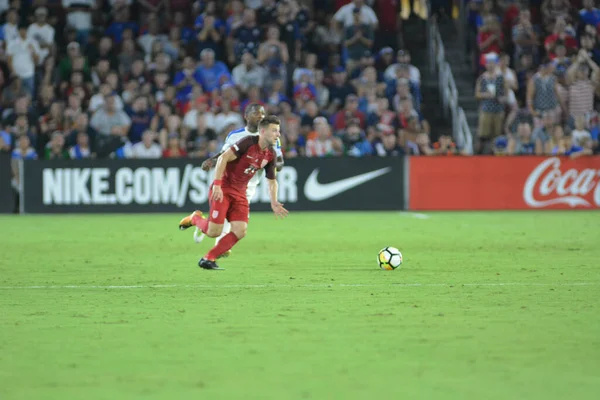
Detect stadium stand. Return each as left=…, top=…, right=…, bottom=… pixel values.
left=441, top=0, right=599, bottom=155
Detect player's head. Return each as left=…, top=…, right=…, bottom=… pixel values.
left=258, top=115, right=281, bottom=146
left=245, top=103, right=266, bottom=132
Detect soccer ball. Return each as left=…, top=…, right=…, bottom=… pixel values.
left=378, top=247, right=403, bottom=270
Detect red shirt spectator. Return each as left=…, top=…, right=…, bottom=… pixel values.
left=332, top=95, right=366, bottom=131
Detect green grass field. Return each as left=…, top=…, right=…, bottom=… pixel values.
left=1, top=211, right=599, bottom=400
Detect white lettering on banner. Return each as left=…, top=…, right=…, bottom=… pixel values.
left=188, top=167, right=209, bottom=204
left=115, top=168, right=133, bottom=204
left=523, top=157, right=600, bottom=208
left=73, top=169, right=91, bottom=204
left=91, top=169, right=110, bottom=204
left=43, top=168, right=63, bottom=205
left=133, top=168, right=151, bottom=204
left=252, top=167, right=298, bottom=203
left=42, top=165, right=213, bottom=206
left=152, top=168, right=180, bottom=204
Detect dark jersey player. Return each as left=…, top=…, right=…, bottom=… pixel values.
left=178, top=115, right=289, bottom=270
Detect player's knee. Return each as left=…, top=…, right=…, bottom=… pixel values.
left=206, top=225, right=223, bottom=238
left=231, top=226, right=247, bottom=239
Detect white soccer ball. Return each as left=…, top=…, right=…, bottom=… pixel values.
left=378, top=247, right=403, bottom=270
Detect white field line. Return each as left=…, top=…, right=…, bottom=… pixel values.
left=0, top=282, right=596, bottom=290
left=398, top=212, right=431, bottom=219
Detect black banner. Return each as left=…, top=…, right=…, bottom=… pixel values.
left=0, top=154, right=13, bottom=213
left=22, top=157, right=406, bottom=213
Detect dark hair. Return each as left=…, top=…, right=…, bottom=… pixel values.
left=259, top=115, right=281, bottom=128
left=245, top=103, right=264, bottom=117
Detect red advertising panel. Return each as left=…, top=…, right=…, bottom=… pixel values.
left=409, top=156, right=600, bottom=210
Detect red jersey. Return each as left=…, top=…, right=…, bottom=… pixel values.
left=223, top=136, right=276, bottom=194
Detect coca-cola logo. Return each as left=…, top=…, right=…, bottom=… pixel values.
left=523, top=157, right=600, bottom=208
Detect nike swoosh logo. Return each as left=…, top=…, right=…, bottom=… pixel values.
left=304, top=167, right=392, bottom=201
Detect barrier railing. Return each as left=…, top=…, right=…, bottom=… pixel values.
left=428, top=19, right=473, bottom=154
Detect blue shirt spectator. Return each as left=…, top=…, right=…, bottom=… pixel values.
left=127, top=97, right=154, bottom=143
left=195, top=49, right=232, bottom=93
left=579, top=4, right=600, bottom=27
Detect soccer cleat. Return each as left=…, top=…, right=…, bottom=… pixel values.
left=217, top=250, right=232, bottom=259
left=179, top=210, right=203, bottom=231
left=198, top=258, right=223, bottom=270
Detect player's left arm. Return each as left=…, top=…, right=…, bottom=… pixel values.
left=265, top=157, right=289, bottom=219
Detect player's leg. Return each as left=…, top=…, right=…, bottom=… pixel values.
left=215, top=219, right=231, bottom=245
left=179, top=191, right=228, bottom=238
left=199, top=195, right=249, bottom=269
left=213, top=219, right=232, bottom=258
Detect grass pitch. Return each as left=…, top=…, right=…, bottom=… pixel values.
left=1, top=211, right=599, bottom=400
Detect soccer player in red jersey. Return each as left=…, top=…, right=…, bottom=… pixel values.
left=178, top=115, right=289, bottom=270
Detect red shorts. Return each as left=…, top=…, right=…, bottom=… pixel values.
left=208, top=187, right=249, bottom=224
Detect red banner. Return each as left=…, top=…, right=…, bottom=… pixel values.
left=409, top=156, right=600, bottom=210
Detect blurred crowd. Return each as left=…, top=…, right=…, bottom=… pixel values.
left=0, top=0, right=464, bottom=168
left=471, top=0, right=600, bottom=156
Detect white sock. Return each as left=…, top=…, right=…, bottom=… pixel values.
left=215, top=220, right=231, bottom=245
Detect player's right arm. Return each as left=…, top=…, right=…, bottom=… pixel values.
left=211, top=136, right=256, bottom=202
left=211, top=148, right=238, bottom=202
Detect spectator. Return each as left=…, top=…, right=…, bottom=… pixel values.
left=342, top=118, right=372, bottom=156
left=553, top=133, right=592, bottom=157
left=432, top=134, right=460, bottom=155
left=257, top=25, right=289, bottom=87
left=0, top=124, right=11, bottom=152
left=477, top=16, right=504, bottom=69
left=384, top=49, right=420, bottom=85
left=214, top=101, right=244, bottom=134
left=544, top=17, right=577, bottom=59
left=507, top=122, right=536, bottom=155
left=6, top=23, right=40, bottom=97
left=230, top=7, right=262, bottom=64
left=343, top=7, right=374, bottom=74
left=476, top=53, right=506, bottom=153
left=374, top=130, right=403, bottom=156
left=162, top=133, right=187, bottom=158
left=332, top=94, right=366, bottom=132
left=182, top=96, right=216, bottom=136
left=127, top=95, right=154, bottom=143
left=274, top=0, right=301, bottom=63
left=105, top=6, right=139, bottom=44
left=89, top=83, right=124, bottom=113
left=127, top=130, right=162, bottom=159
left=542, top=0, right=572, bottom=32
left=334, top=0, right=378, bottom=30
left=1, top=78, right=28, bottom=109
left=566, top=51, right=599, bottom=119
left=67, top=113, right=93, bottom=146
left=1, top=8, right=19, bottom=45
left=527, top=60, right=563, bottom=126
left=512, top=9, right=540, bottom=67
left=27, top=7, right=54, bottom=65
left=44, top=131, right=69, bottom=160
left=532, top=112, right=556, bottom=155
left=12, top=135, right=37, bottom=160
left=62, top=0, right=94, bottom=47
left=232, top=51, right=267, bottom=93
left=571, top=115, right=593, bottom=148
left=196, top=2, right=225, bottom=57
left=195, top=48, right=231, bottom=93
left=305, top=116, right=336, bottom=157
left=579, top=0, right=600, bottom=27
left=90, top=94, right=131, bottom=156
left=39, top=102, right=65, bottom=149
